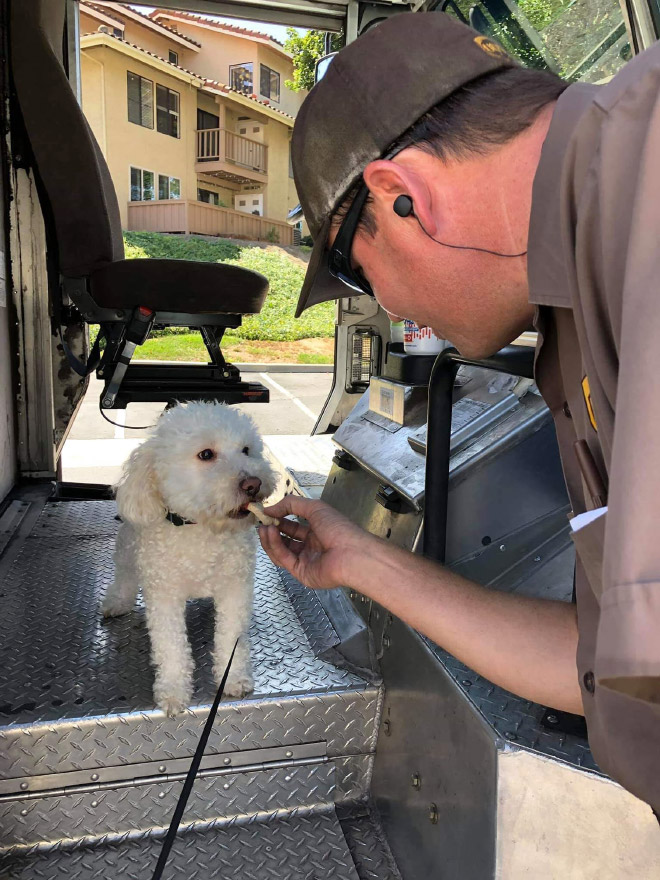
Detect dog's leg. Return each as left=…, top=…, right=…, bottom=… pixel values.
left=213, top=577, right=254, bottom=699
left=145, top=595, right=193, bottom=716
left=103, top=522, right=140, bottom=618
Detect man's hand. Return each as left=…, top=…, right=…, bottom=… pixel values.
left=261, top=494, right=583, bottom=715
left=259, top=496, right=378, bottom=590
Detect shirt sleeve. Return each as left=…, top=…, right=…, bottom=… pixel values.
left=569, top=55, right=660, bottom=811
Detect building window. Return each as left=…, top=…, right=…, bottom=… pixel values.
left=197, top=108, right=219, bottom=130
left=260, top=65, right=280, bottom=102
left=158, top=175, right=181, bottom=200
left=130, top=166, right=155, bottom=201
left=156, top=85, right=180, bottom=138
left=127, top=72, right=153, bottom=128
left=198, top=188, right=221, bottom=206
left=168, top=50, right=178, bottom=65
left=230, top=63, right=253, bottom=95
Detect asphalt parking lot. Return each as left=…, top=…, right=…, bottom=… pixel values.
left=61, top=368, right=334, bottom=484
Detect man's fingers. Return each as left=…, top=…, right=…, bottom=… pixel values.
left=277, top=517, right=310, bottom=542
left=259, top=524, right=301, bottom=573
left=264, top=495, right=319, bottom=520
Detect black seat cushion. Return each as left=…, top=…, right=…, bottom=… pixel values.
left=89, top=259, right=269, bottom=314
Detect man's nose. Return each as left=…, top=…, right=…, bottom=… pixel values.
left=240, top=477, right=261, bottom=497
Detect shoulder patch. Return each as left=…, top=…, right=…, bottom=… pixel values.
left=582, top=375, right=597, bottom=432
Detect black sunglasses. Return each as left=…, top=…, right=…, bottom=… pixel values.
left=327, top=184, right=374, bottom=297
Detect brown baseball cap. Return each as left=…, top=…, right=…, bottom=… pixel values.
left=291, top=13, right=515, bottom=317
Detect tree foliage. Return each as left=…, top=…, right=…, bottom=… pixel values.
left=284, top=28, right=343, bottom=92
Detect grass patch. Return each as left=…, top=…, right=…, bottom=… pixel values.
left=297, top=352, right=332, bottom=365
left=132, top=332, right=334, bottom=365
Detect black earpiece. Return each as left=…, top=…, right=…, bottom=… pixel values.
left=393, top=194, right=413, bottom=217
left=393, top=192, right=527, bottom=259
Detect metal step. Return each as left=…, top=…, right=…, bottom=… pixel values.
left=0, top=499, right=382, bottom=868
left=1, top=812, right=362, bottom=879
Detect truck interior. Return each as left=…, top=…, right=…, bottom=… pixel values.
left=1, top=0, right=659, bottom=877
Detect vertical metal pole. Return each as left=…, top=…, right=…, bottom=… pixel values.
left=65, top=0, right=81, bottom=102
left=345, top=0, right=359, bottom=42
left=423, top=346, right=536, bottom=564
left=423, top=351, right=459, bottom=563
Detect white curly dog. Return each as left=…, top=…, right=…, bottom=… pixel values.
left=102, top=401, right=277, bottom=716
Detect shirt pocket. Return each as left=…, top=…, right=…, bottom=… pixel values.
left=571, top=509, right=607, bottom=600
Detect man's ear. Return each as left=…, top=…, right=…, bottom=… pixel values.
left=363, top=159, right=438, bottom=236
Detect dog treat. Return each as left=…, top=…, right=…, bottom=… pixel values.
left=246, top=502, right=280, bottom=526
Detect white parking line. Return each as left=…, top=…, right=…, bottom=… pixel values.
left=113, top=408, right=126, bottom=440
left=258, top=373, right=317, bottom=421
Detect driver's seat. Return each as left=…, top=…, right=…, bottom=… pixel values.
left=10, top=0, right=270, bottom=410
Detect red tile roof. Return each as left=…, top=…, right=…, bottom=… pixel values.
left=81, top=31, right=294, bottom=121
left=81, top=2, right=202, bottom=47
left=81, top=1, right=125, bottom=25
left=150, top=9, right=288, bottom=52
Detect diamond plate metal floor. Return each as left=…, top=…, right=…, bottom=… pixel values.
left=0, top=812, right=362, bottom=880
left=0, top=500, right=363, bottom=726
left=0, top=497, right=384, bottom=875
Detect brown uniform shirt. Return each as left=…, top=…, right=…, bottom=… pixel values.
left=528, top=42, right=660, bottom=814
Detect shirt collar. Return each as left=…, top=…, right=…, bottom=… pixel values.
left=528, top=83, right=599, bottom=309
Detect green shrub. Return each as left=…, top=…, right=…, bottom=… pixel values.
left=265, top=226, right=280, bottom=244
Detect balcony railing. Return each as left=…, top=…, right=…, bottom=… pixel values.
left=196, top=128, right=268, bottom=175
left=127, top=199, right=293, bottom=245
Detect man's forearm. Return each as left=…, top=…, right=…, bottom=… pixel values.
left=343, top=539, right=583, bottom=715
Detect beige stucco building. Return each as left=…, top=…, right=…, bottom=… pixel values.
left=79, top=2, right=307, bottom=243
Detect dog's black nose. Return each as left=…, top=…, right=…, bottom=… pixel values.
left=240, top=477, right=261, bottom=497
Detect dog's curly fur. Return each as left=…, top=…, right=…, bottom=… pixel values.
left=102, top=401, right=277, bottom=716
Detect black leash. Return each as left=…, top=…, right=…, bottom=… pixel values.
left=151, top=639, right=239, bottom=879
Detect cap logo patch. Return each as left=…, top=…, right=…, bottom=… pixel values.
left=474, top=36, right=510, bottom=61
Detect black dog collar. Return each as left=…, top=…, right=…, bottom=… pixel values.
left=166, top=511, right=196, bottom=527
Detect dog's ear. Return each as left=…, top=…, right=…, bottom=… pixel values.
left=115, top=442, right=165, bottom=526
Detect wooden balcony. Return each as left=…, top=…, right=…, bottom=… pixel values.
left=127, top=198, right=294, bottom=245
left=196, top=128, right=268, bottom=185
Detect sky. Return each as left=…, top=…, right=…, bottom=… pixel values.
left=130, top=5, right=300, bottom=44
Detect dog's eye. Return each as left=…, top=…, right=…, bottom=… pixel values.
left=242, top=446, right=249, bottom=456
left=197, top=448, right=215, bottom=461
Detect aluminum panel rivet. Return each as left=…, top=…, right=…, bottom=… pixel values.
left=411, top=773, right=421, bottom=790
left=429, top=803, right=439, bottom=824
left=91, top=773, right=99, bottom=781
left=19, top=782, right=28, bottom=791
left=91, top=801, right=98, bottom=808
left=285, top=750, right=293, bottom=758
left=223, top=757, right=232, bottom=765
left=158, top=765, right=166, bottom=773
left=158, top=792, right=166, bottom=799
left=20, top=809, right=28, bottom=816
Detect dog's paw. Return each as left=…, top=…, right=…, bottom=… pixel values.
left=223, top=672, right=254, bottom=699
left=102, top=596, right=134, bottom=618
left=156, top=693, right=190, bottom=717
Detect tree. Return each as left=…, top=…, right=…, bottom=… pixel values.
left=284, top=28, right=343, bottom=92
